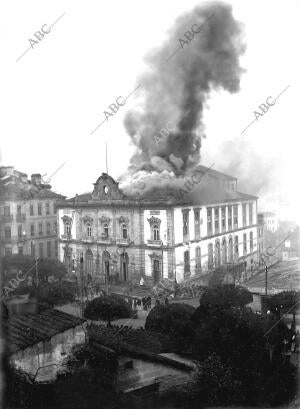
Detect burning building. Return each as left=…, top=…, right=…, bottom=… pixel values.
left=57, top=3, right=256, bottom=285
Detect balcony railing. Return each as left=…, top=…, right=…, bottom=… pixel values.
left=1, top=215, right=13, bottom=222
left=82, top=236, right=94, bottom=242
left=16, top=214, right=26, bottom=222
left=97, top=236, right=113, bottom=244
left=116, top=237, right=131, bottom=245
left=61, top=234, right=72, bottom=240
left=147, top=239, right=162, bottom=246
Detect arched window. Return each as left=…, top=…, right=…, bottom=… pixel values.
left=195, top=246, right=201, bottom=272
left=87, top=222, right=92, bottom=237
left=153, top=224, right=160, bottom=241
left=222, top=237, right=227, bottom=264
left=184, top=251, right=190, bottom=275
left=103, top=223, right=109, bottom=237
left=215, top=240, right=221, bottom=266
left=65, top=222, right=71, bottom=236
left=85, top=249, right=93, bottom=275
left=228, top=237, right=233, bottom=263
left=208, top=243, right=214, bottom=269
left=122, top=223, right=128, bottom=239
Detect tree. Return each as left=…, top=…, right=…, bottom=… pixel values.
left=190, top=305, right=296, bottom=406
left=84, top=294, right=132, bottom=326
left=200, top=284, right=253, bottom=308
left=29, top=282, right=76, bottom=306
left=145, top=303, right=195, bottom=351
left=265, top=291, right=300, bottom=329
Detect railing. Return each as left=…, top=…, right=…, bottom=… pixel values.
left=147, top=239, right=162, bottom=246
left=16, top=214, right=26, bottom=222
left=0, top=215, right=13, bottom=222
left=61, top=234, right=72, bottom=240
left=82, top=236, right=94, bottom=242
left=97, top=236, right=113, bottom=244
left=116, top=237, right=131, bottom=245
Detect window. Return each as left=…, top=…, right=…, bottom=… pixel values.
left=4, top=206, right=10, bottom=216
left=243, top=233, right=247, bottom=255
left=215, top=240, right=221, bottom=266
left=207, top=208, right=212, bottom=235
left=194, top=209, right=200, bottom=238
left=153, top=224, right=160, bottom=241
left=222, top=237, right=227, bottom=264
left=208, top=243, right=214, bottom=268
left=184, top=251, right=190, bottom=275
left=53, top=203, right=57, bottom=214
left=38, top=203, right=42, bottom=215
left=39, top=242, right=44, bottom=258
left=46, top=202, right=50, bottom=215
left=45, top=222, right=50, bottom=235
left=214, top=207, right=219, bottom=234
left=5, top=247, right=12, bottom=256
left=53, top=221, right=57, bottom=234
left=31, top=242, right=36, bottom=257
left=87, top=223, right=92, bottom=237
left=103, top=223, right=109, bottom=237
left=122, top=223, right=128, bottom=239
left=234, top=236, right=239, bottom=258
left=228, top=205, right=232, bottom=230
left=221, top=207, right=226, bottom=232
left=250, top=231, right=253, bottom=252
left=182, top=211, right=189, bottom=237
left=18, top=246, right=23, bottom=255
left=17, top=205, right=22, bottom=215
left=233, top=205, right=238, bottom=228
left=64, top=222, right=71, bottom=236
left=195, top=246, right=201, bottom=272
left=228, top=237, right=233, bottom=262
left=242, top=204, right=247, bottom=227
left=39, top=223, right=43, bottom=236
left=30, top=204, right=34, bottom=216
left=47, top=241, right=51, bottom=257
left=249, top=203, right=253, bottom=225
left=31, top=224, right=35, bottom=237
left=4, top=227, right=11, bottom=239
left=55, top=240, right=58, bottom=257
left=18, top=225, right=23, bottom=238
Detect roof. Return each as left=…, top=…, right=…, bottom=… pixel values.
left=258, top=211, right=276, bottom=217
left=195, top=165, right=237, bottom=181
left=4, top=308, right=85, bottom=355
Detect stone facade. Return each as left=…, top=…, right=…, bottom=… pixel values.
left=57, top=169, right=259, bottom=285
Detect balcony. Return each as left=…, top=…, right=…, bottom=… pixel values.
left=147, top=239, right=162, bottom=246
left=82, top=236, right=94, bottom=243
left=116, top=237, right=131, bottom=245
left=61, top=234, right=72, bottom=240
left=97, top=235, right=113, bottom=244
left=1, top=215, right=13, bottom=222
left=16, top=214, right=26, bottom=222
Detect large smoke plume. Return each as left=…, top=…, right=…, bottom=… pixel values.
left=120, top=1, right=245, bottom=197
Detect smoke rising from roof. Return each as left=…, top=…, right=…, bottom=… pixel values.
left=120, top=1, right=245, bottom=197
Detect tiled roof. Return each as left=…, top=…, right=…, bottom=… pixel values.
left=4, top=308, right=85, bottom=355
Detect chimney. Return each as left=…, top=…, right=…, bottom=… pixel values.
left=31, top=173, right=42, bottom=186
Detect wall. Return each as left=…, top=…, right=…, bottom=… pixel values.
left=11, top=324, right=87, bottom=383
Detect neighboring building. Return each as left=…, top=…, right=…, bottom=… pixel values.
left=56, top=167, right=258, bottom=285
left=4, top=300, right=86, bottom=382
left=0, top=166, right=65, bottom=259
left=258, top=211, right=279, bottom=233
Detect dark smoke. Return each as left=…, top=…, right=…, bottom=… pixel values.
left=120, top=1, right=245, bottom=196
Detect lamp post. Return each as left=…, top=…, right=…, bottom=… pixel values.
left=265, top=264, right=268, bottom=295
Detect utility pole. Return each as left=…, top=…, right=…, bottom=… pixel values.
left=265, top=264, right=268, bottom=295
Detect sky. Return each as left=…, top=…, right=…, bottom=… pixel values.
left=0, top=0, right=299, bottom=223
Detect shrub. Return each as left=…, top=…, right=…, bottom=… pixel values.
left=200, top=284, right=253, bottom=308
left=84, top=294, right=132, bottom=325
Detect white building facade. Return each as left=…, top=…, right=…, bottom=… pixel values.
left=56, top=170, right=258, bottom=285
